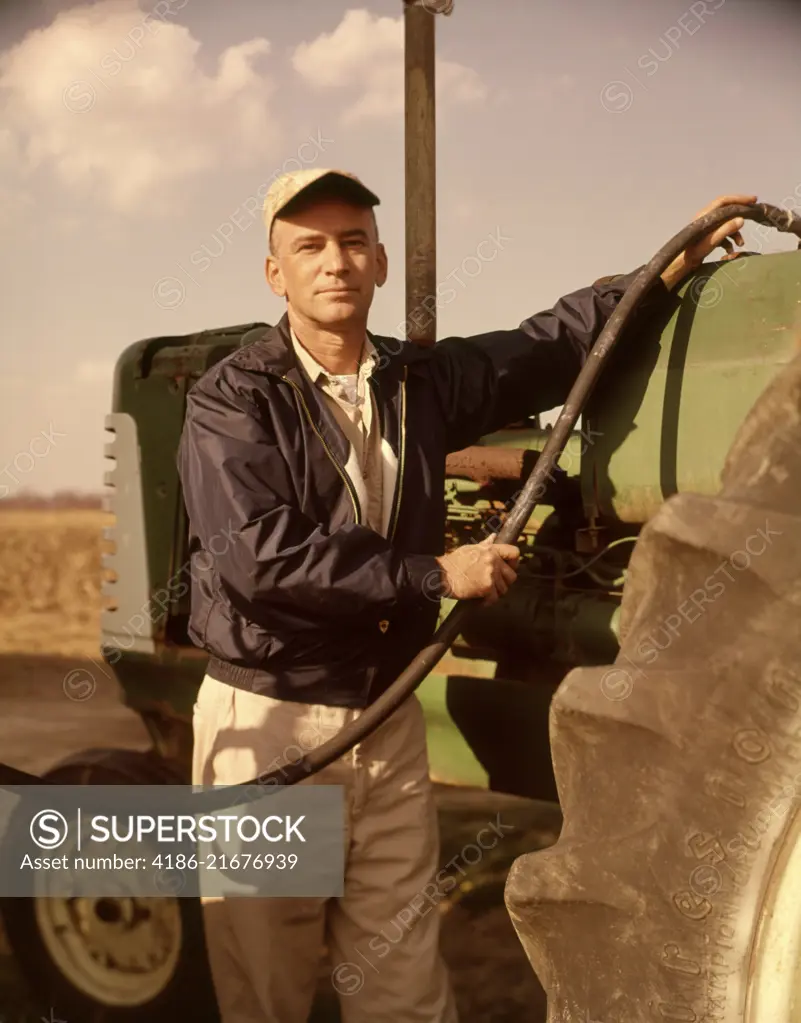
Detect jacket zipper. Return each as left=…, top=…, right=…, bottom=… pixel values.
left=283, top=376, right=362, bottom=525
left=388, top=367, right=407, bottom=542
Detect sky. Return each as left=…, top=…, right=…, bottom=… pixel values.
left=2, top=0, right=801, bottom=495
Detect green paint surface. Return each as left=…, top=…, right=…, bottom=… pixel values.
left=583, top=252, right=801, bottom=522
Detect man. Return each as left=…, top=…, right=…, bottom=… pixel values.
left=177, top=168, right=754, bottom=1023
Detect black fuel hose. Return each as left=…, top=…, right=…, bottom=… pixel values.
left=2, top=204, right=800, bottom=803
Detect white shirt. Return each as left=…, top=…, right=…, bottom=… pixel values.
left=290, top=329, right=399, bottom=537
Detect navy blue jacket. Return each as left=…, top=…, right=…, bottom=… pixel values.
left=177, top=268, right=669, bottom=707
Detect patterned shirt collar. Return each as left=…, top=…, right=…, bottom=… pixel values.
left=290, top=326, right=377, bottom=386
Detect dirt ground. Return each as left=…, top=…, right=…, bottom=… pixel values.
left=0, top=510, right=559, bottom=1022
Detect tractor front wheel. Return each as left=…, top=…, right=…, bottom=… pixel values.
left=0, top=748, right=219, bottom=1022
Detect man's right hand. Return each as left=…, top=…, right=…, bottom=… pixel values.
left=435, top=535, right=520, bottom=605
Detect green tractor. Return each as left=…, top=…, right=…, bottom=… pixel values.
left=6, top=237, right=801, bottom=1022
left=5, top=3, right=801, bottom=1020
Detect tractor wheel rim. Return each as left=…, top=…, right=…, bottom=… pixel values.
left=34, top=895, right=182, bottom=1007
left=747, top=805, right=801, bottom=1021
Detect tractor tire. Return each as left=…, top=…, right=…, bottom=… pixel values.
left=1, top=748, right=219, bottom=1022
left=505, top=349, right=801, bottom=1022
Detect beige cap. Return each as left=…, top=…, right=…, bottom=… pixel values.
left=262, top=168, right=380, bottom=236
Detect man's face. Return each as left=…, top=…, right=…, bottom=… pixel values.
left=266, top=197, right=388, bottom=327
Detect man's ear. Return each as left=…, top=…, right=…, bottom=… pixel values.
left=375, top=242, right=388, bottom=288
left=266, top=255, right=286, bottom=298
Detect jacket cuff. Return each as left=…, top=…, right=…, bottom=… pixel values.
left=402, top=553, right=446, bottom=604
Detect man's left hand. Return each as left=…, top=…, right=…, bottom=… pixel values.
left=660, top=193, right=758, bottom=291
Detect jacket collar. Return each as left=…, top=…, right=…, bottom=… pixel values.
left=289, top=324, right=380, bottom=389
left=230, top=312, right=416, bottom=467
left=231, top=312, right=433, bottom=382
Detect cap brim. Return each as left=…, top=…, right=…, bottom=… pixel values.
left=278, top=171, right=380, bottom=219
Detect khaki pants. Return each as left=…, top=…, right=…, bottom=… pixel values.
left=192, top=674, right=458, bottom=1023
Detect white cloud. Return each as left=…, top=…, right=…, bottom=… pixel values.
left=0, top=0, right=281, bottom=214
left=292, top=8, right=486, bottom=125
